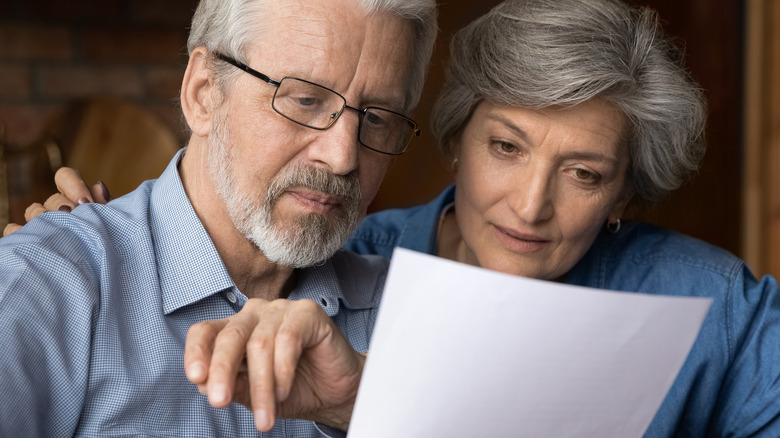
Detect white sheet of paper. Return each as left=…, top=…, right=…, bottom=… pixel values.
left=348, top=248, right=711, bottom=438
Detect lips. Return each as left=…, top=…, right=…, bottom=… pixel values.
left=286, top=188, right=344, bottom=214
left=492, top=224, right=549, bottom=252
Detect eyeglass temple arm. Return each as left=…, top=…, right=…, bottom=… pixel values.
left=215, top=53, right=281, bottom=87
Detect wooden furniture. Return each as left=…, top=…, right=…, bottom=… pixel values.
left=1, top=97, right=180, bottom=230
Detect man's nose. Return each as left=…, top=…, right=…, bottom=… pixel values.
left=307, top=110, right=361, bottom=176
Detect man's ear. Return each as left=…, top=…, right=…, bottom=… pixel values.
left=181, top=47, right=217, bottom=137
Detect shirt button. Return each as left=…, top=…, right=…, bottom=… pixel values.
left=226, top=291, right=237, bottom=303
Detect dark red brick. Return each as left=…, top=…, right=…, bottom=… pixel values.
left=14, top=0, right=122, bottom=22
left=0, top=65, right=32, bottom=99
left=83, top=28, right=187, bottom=63
left=0, top=23, right=72, bottom=60
left=39, top=66, right=144, bottom=99
left=128, top=0, right=199, bottom=26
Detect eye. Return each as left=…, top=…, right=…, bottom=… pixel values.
left=493, top=141, right=518, bottom=154
left=280, top=87, right=332, bottom=111
left=364, top=110, right=387, bottom=127
left=575, top=169, right=592, bottom=179
left=295, top=96, right=319, bottom=107
left=571, top=168, right=601, bottom=184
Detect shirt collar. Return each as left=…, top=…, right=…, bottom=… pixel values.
left=290, top=250, right=385, bottom=316
left=397, top=184, right=456, bottom=254
left=149, top=149, right=235, bottom=314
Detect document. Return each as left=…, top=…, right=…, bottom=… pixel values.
left=348, top=248, right=711, bottom=438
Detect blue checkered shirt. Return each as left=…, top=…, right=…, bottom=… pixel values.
left=0, top=149, right=388, bottom=437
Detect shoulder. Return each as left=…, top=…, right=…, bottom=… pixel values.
left=575, top=222, right=750, bottom=296
left=609, top=222, right=740, bottom=274
left=346, top=185, right=455, bottom=258
left=601, top=226, right=780, bottom=436
left=0, top=180, right=156, bottom=277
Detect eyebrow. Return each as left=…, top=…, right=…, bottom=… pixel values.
left=301, top=74, right=407, bottom=112
left=275, top=67, right=408, bottom=113
left=486, top=112, right=532, bottom=144
left=359, top=93, right=407, bottom=113
left=341, top=89, right=406, bottom=113
left=562, top=151, right=620, bottom=165
left=485, top=112, right=620, bottom=165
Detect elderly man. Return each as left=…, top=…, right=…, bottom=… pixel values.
left=0, top=0, right=436, bottom=435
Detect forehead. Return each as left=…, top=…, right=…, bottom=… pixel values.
left=248, top=0, right=417, bottom=110
left=473, top=99, right=628, bottom=157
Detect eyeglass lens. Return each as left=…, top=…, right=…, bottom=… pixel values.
left=272, top=77, right=415, bottom=155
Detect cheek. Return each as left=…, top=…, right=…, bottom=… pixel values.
left=223, top=119, right=305, bottom=193
left=557, top=198, right=609, bottom=248
left=453, top=167, right=504, bottom=241
left=455, top=155, right=506, bottom=212
left=228, top=92, right=305, bottom=152
left=357, top=153, right=393, bottom=210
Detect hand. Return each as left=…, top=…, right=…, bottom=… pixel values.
left=3, top=167, right=111, bottom=236
left=184, top=298, right=364, bottom=432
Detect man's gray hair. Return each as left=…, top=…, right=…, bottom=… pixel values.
left=187, top=0, right=437, bottom=111
left=431, top=0, right=707, bottom=204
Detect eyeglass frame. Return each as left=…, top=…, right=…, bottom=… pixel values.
left=214, top=53, right=421, bottom=156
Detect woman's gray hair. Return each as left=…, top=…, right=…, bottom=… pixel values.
left=431, top=0, right=707, bottom=204
left=187, top=0, right=437, bottom=112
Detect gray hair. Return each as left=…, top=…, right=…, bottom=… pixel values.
left=431, top=0, right=707, bottom=204
left=187, top=0, right=437, bottom=112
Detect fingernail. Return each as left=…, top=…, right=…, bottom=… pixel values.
left=186, top=362, right=205, bottom=382
left=210, top=383, right=228, bottom=405
left=77, top=197, right=90, bottom=205
left=58, top=205, right=72, bottom=213
left=254, top=409, right=271, bottom=431
left=97, top=180, right=111, bottom=201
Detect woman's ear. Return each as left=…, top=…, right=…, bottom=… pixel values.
left=609, top=186, right=634, bottom=223
left=450, top=155, right=460, bottom=183
left=181, top=47, right=216, bottom=138
left=448, top=137, right=463, bottom=179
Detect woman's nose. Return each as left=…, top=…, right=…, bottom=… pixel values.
left=513, top=169, right=554, bottom=224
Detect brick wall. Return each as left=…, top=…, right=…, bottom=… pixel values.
left=0, top=0, right=199, bottom=227
left=0, top=0, right=199, bottom=148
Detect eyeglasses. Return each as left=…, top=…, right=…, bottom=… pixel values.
left=215, top=53, right=421, bottom=156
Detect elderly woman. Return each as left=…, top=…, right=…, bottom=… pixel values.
left=10, top=0, right=780, bottom=435
left=344, top=0, right=780, bottom=435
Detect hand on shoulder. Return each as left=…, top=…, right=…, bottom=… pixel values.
left=3, top=167, right=110, bottom=236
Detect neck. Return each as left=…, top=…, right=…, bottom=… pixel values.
left=180, top=137, right=294, bottom=300
left=437, top=208, right=462, bottom=263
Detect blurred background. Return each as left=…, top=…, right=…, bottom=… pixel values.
left=1, top=0, right=778, bottom=277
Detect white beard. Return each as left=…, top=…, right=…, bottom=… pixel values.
left=207, top=116, right=362, bottom=268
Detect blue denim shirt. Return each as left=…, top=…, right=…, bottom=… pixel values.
left=346, top=185, right=780, bottom=437
left=0, top=150, right=388, bottom=437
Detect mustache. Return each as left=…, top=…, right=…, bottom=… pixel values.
left=266, top=164, right=362, bottom=207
